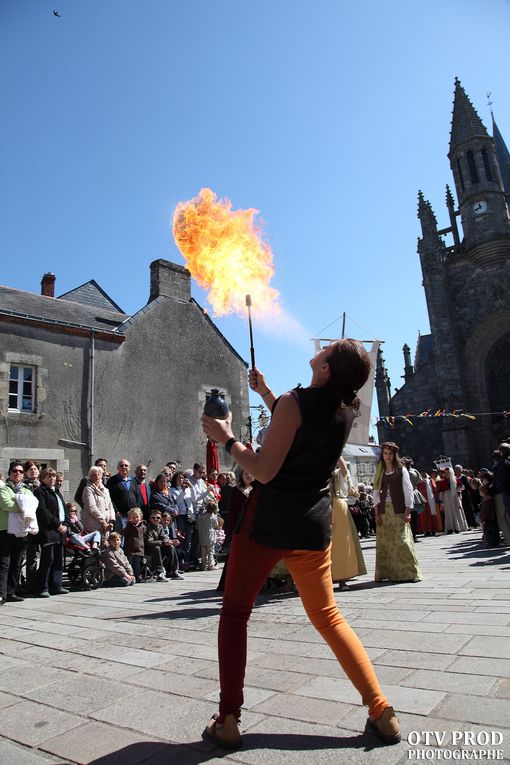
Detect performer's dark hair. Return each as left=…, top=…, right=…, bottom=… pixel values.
left=326, top=338, right=371, bottom=407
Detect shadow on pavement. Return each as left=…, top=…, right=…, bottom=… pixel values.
left=86, top=729, right=388, bottom=764
left=123, top=606, right=221, bottom=621
left=446, top=539, right=510, bottom=564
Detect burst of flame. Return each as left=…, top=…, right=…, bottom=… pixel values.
left=173, top=188, right=280, bottom=317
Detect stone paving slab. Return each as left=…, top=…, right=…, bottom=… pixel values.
left=360, top=629, right=470, bottom=653
left=40, top=722, right=166, bottom=765
left=25, top=675, right=141, bottom=714
left=434, top=691, right=510, bottom=726
left=0, top=663, right=77, bottom=696
left=444, top=623, right=510, bottom=636
left=0, top=700, right=84, bottom=746
left=458, top=635, right=510, bottom=659
left=371, top=649, right=457, bottom=671
left=495, top=678, right=510, bottom=699
left=122, top=667, right=218, bottom=698
left=400, top=668, right=498, bottom=696
left=0, top=738, right=70, bottom=765
left=447, top=655, right=510, bottom=677
left=293, top=676, right=446, bottom=716
left=250, top=691, right=354, bottom=725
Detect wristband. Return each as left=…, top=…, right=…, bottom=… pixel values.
left=261, top=390, right=271, bottom=398
left=224, top=437, right=239, bottom=455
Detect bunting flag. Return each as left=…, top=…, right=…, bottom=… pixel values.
left=377, top=408, right=510, bottom=427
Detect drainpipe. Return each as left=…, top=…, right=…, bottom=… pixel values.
left=89, top=330, right=95, bottom=464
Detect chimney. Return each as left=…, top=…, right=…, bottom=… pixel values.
left=41, top=273, right=56, bottom=298
left=149, top=260, right=191, bottom=303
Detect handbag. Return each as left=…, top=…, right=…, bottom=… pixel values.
left=413, top=489, right=427, bottom=512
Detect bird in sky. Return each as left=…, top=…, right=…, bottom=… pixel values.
left=53, top=9, right=61, bottom=17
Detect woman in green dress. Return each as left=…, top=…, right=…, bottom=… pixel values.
left=373, top=442, right=421, bottom=583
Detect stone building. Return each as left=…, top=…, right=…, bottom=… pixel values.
left=0, top=259, right=249, bottom=495
left=376, top=79, right=510, bottom=469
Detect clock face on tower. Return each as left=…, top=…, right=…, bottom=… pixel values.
left=473, top=200, right=487, bottom=215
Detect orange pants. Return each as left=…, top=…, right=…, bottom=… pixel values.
left=218, top=523, right=389, bottom=721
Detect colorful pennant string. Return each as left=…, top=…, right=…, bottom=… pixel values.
left=377, top=409, right=509, bottom=427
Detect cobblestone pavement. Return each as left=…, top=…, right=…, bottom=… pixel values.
left=0, top=531, right=508, bottom=764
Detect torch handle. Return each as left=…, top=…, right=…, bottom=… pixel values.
left=247, top=305, right=256, bottom=370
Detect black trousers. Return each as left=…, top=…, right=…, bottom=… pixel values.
left=410, top=510, right=419, bottom=541
left=163, top=545, right=179, bottom=576
left=38, top=542, right=63, bottom=593
left=0, top=531, right=27, bottom=599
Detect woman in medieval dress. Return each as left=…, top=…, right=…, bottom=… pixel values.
left=330, top=456, right=367, bottom=590
left=373, top=442, right=421, bottom=583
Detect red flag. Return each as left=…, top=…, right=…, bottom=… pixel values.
left=206, top=438, right=220, bottom=475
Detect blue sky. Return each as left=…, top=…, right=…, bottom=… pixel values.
left=1, top=0, right=509, bottom=432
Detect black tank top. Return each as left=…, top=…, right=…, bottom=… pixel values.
left=252, top=386, right=355, bottom=550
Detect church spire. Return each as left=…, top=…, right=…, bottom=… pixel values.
left=492, top=114, right=510, bottom=195
left=449, top=78, right=489, bottom=154
left=447, top=79, right=510, bottom=248
left=417, top=191, right=438, bottom=238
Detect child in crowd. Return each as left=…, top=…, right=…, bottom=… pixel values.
left=161, top=510, right=177, bottom=541
left=215, top=515, right=226, bottom=557
left=123, top=508, right=146, bottom=582
left=160, top=511, right=184, bottom=580
left=64, top=502, right=101, bottom=552
left=101, top=532, right=136, bottom=586
left=479, top=486, right=500, bottom=548
left=144, top=511, right=171, bottom=581
left=196, top=500, right=219, bottom=571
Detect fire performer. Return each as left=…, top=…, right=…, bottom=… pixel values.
left=201, top=339, right=401, bottom=749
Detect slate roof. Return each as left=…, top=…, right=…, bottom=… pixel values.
left=0, top=284, right=128, bottom=333
left=58, top=280, right=125, bottom=313
left=414, top=333, right=433, bottom=369
left=449, top=79, right=489, bottom=154
left=493, top=115, right=510, bottom=195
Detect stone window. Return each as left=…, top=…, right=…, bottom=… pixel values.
left=466, top=150, right=479, bottom=185
left=8, top=364, right=36, bottom=413
left=481, top=149, right=494, bottom=182
left=0, top=353, right=47, bottom=417
left=456, top=159, right=465, bottom=192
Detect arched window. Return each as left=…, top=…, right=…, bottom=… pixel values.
left=481, top=149, right=494, bottom=182
left=486, top=333, right=510, bottom=413
left=457, top=158, right=465, bottom=191
left=467, top=151, right=479, bottom=184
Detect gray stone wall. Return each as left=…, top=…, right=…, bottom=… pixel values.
left=0, top=322, right=89, bottom=494
left=92, top=297, right=248, bottom=478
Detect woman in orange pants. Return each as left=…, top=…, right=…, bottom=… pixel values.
left=202, top=339, right=401, bottom=750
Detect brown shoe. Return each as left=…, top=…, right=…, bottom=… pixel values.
left=368, top=706, right=401, bottom=745
left=205, top=713, right=242, bottom=750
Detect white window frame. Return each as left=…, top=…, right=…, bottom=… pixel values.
left=8, top=364, right=37, bottom=413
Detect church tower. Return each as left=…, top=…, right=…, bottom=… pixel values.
left=448, top=78, right=510, bottom=249
left=378, top=80, right=510, bottom=468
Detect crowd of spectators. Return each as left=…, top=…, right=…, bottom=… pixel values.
left=0, top=457, right=232, bottom=604
left=0, top=442, right=509, bottom=605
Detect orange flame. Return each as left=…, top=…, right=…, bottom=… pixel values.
left=173, top=188, right=280, bottom=317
